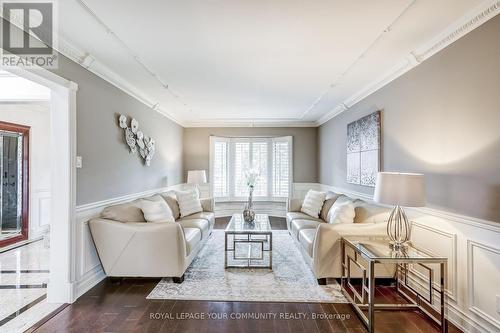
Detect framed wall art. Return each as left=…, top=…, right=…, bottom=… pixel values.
left=346, top=111, right=381, bottom=187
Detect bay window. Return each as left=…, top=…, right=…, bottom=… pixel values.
left=209, top=136, right=292, bottom=201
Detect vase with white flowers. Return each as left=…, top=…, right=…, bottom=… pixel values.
left=243, top=168, right=259, bottom=222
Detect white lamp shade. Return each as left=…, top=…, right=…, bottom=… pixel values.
left=187, top=170, right=207, bottom=185
left=374, top=172, right=426, bottom=207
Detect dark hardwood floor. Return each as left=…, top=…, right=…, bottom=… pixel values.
left=32, top=218, right=462, bottom=333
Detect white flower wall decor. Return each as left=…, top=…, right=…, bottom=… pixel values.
left=118, top=114, right=156, bottom=166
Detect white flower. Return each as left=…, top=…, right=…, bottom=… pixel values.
left=244, top=168, right=260, bottom=188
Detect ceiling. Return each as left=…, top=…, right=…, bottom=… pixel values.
left=0, top=71, right=50, bottom=101
left=56, top=0, right=491, bottom=126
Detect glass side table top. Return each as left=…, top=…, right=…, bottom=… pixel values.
left=343, top=237, right=447, bottom=263
left=225, top=214, right=271, bottom=233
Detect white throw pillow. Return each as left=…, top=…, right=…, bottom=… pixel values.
left=176, top=190, right=203, bottom=217
left=328, top=201, right=355, bottom=225
left=139, top=198, right=175, bottom=223
left=301, top=190, right=327, bottom=218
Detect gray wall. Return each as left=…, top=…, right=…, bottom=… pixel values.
left=52, top=56, right=184, bottom=205
left=183, top=127, right=318, bottom=183
left=318, top=16, right=500, bottom=222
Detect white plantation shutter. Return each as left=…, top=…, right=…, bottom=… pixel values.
left=251, top=141, right=268, bottom=197
left=210, top=136, right=292, bottom=201
left=234, top=141, right=250, bottom=197
left=213, top=141, right=228, bottom=197
left=272, top=137, right=292, bottom=198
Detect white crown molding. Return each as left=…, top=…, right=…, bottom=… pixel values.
left=316, top=0, right=500, bottom=126
left=6, top=0, right=495, bottom=128
left=415, top=0, right=500, bottom=61
left=184, top=119, right=318, bottom=128
left=56, top=38, right=187, bottom=127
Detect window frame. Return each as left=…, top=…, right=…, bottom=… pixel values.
left=209, top=135, right=293, bottom=203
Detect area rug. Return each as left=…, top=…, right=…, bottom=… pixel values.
left=147, top=230, right=347, bottom=303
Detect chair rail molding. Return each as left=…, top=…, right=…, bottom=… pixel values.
left=314, top=182, right=500, bottom=333
left=74, top=183, right=186, bottom=299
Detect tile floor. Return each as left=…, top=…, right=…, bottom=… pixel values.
left=0, top=240, right=62, bottom=333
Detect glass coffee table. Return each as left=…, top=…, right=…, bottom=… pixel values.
left=224, top=214, right=272, bottom=269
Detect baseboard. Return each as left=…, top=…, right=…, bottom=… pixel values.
left=74, top=265, right=106, bottom=300
left=73, top=184, right=188, bottom=303
left=294, top=184, right=500, bottom=333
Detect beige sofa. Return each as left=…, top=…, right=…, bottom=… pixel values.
left=88, top=192, right=214, bottom=283
left=287, top=192, right=395, bottom=284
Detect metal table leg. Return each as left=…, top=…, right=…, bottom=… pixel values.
left=368, top=260, right=375, bottom=333
left=440, top=262, right=448, bottom=333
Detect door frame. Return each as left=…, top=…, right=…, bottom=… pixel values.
left=0, top=121, right=30, bottom=248
left=5, top=66, right=78, bottom=303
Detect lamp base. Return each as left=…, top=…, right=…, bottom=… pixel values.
left=389, top=241, right=410, bottom=252
left=387, top=205, right=411, bottom=252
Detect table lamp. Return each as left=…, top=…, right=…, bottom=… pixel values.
left=374, top=172, right=426, bottom=251
left=187, top=170, right=207, bottom=196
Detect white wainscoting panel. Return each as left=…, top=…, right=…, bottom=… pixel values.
left=319, top=183, right=500, bottom=333
left=467, top=240, right=500, bottom=331
left=30, top=188, right=51, bottom=239
left=214, top=201, right=286, bottom=218
left=410, top=222, right=457, bottom=301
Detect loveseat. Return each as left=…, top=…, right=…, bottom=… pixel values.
left=287, top=191, right=395, bottom=284
left=88, top=192, right=214, bottom=283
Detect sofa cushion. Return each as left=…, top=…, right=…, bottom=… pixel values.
left=298, top=228, right=316, bottom=257
left=139, top=197, right=175, bottom=223
left=176, top=190, right=203, bottom=217
left=286, top=212, right=321, bottom=226
left=182, top=212, right=215, bottom=228
left=160, top=193, right=181, bottom=220
left=101, top=200, right=145, bottom=222
left=353, top=200, right=390, bottom=224
left=183, top=227, right=202, bottom=256
left=291, top=219, right=322, bottom=240
left=320, top=191, right=342, bottom=221
left=178, top=218, right=210, bottom=238
left=301, top=190, right=327, bottom=218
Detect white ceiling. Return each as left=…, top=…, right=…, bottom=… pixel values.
left=57, top=0, right=491, bottom=126
left=0, top=71, right=51, bottom=101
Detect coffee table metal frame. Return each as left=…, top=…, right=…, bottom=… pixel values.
left=224, top=214, right=272, bottom=269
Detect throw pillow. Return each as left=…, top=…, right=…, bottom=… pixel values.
left=328, top=201, right=356, bottom=225
left=160, top=193, right=181, bottom=220
left=320, top=191, right=342, bottom=221
left=301, top=190, right=327, bottom=218
left=176, top=189, right=203, bottom=218
left=101, top=199, right=145, bottom=222
left=139, top=197, right=175, bottom=223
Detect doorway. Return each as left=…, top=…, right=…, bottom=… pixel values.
left=0, top=121, right=29, bottom=248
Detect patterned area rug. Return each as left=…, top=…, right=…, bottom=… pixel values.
left=147, top=230, right=347, bottom=303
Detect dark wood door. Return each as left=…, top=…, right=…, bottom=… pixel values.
left=0, top=121, right=30, bottom=248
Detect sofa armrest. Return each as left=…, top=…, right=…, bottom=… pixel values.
left=88, top=218, right=187, bottom=276
left=287, top=198, right=303, bottom=212
left=312, top=222, right=389, bottom=278
left=200, top=197, right=214, bottom=212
